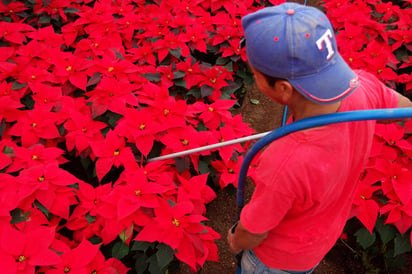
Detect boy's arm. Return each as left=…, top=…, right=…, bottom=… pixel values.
left=397, top=93, right=412, bottom=108
left=227, top=221, right=268, bottom=254
left=377, top=93, right=412, bottom=124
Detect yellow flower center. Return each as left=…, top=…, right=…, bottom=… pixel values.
left=113, top=150, right=120, bottom=156
left=172, top=218, right=180, bottom=227
left=64, top=266, right=70, bottom=273
left=208, top=107, right=214, bottom=112
left=139, top=124, right=146, bottom=130
left=66, top=66, right=72, bottom=71
left=181, top=139, right=189, bottom=146
left=135, top=190, right=141, bottom=196
left=31, top=122, right=37, bottom=127
left=108, top=66, right=114, bottom=72
left=163, top=109, right=170, bottom=116
left=18, top=255, right=25, bottom=262
left=32, top=155, right=39, bottom=160
left=38, top=176, right=45, bottom=182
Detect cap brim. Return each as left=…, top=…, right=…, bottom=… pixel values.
left=289, top=55, right=359, bottom=104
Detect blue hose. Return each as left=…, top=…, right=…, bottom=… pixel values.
left=236, top=107, right=412, bottom=210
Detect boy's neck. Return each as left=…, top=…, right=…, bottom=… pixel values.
left=289, top=99, right=342, bottom=121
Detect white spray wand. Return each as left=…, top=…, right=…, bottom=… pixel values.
left=147, top=130, right=272, bottom=162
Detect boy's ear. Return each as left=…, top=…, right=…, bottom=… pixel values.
left=275, top=80, right=294, bottom=104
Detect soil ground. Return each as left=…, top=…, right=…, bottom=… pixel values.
left=179, top=84, right=412, bottom=273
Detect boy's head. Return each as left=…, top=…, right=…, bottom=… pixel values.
left=241, top=3, right=359, bottom=104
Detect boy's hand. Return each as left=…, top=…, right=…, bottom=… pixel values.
left=227, top=223, right=243, bottom=254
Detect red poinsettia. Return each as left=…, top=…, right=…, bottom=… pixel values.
left=134, top=199, right=211, bottom=271
left=0, top=224, right=61, bottom=273
left=6, top=143, right=66, bottom=173
left=46, top=238, right=100, bottom=274
left=8, top=108, right=62, bottom=147
left=111, top=169, right=168, bottom=219
left=0, top=21, right=35, bottom=45
left=211, top=156, right=243, bottom=188
left=90, top=130, right=138, bottom=181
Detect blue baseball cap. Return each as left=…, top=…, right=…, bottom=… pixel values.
left=242, top=3, right=359, bottom=104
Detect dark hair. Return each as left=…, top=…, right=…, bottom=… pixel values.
left=261, top=72, right=287, bottom=87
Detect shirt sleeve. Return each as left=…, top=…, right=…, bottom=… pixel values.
left=240, top=182, right=294, bottom=234
left=357, top=70, right=399, bottom=109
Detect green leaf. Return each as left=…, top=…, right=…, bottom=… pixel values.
left=174, top=79, right=187, bottom=89
left=250, top=99, right=260, bottom=105
left=215, top=57, right=229, bottom=66
left=147, top=255, right=162, bottom=274
left=12, top=81, right=27, bottom=90
left=85, top=213, right=96, bottom=224
left=169, top=48, right=182, bottom=59
left=112, top=241, right=129, bottom=259
left=200, top=85, right=214, bottom=97
left=64, top=7, right=80, bottom=14
left=141, top=73, right=161, bottom=82
left=135, top=254, right=149, bottom=274
left=173, top=70, right=186, bottom=79
left=89, top=236, right=102, bottom=245
left=34, top=200, right=51, bottom=219
left=156, top=243, right=174, bottom=270
left=355, top=227, right=376, bottom=249
left=393, top=233, right=411, bottom=257
left=198, top=159, right=210, bottom=175
left=132, top=241, right=155, bottom=252
left=38, top=15, right=51, bottom=24
left=87, top=73, right=102, bottom=87
left=376, top=220, right=397, bottom=245
left=10, top=209, right=30, bottom=224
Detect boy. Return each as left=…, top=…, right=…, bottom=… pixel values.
left=227, top=3, right=412, bottom=274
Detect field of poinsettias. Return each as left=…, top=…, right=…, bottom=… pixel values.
left=0, top=0, right=411, bottom=273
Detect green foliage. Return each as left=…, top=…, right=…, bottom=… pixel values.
left=346, top=216, right=412, bottom=272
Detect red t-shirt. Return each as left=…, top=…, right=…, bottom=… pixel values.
left=240, top=70, right=400, bottom=270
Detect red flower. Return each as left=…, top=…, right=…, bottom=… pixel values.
left=0, top=1, right=29, bottom=22
left=7, top=144, right=66, bottom=173
left=219, top=38, right=247, bottom=61
left=0, top=224, right=61, bottom=273
left=86, top=77, right=139, bottom=116
left=197, top=99, right=237, bottom=130
left=90, top=130, right=138, bottom=181
left=153, top=32, right=190, bottom=62
left=17, top=163, right=79, bottom=219
left=134, top=200, right=209, bottom=271
left=64, top=109, right=106, bottom=154
left=211, top=156, right=243, bottom=188
left=87, top=250, right=129, bottom=274
left=351, top=175, right=381, bottom=234
left=112, top=169, right=167, bottom=219
left=26, top=26, right=64, bottom=47
left=380, top=199, right=412, bottom=234
left=181, top=25, right=209, bottom=53
left=0, top=21, right=35, bottom=45
left=115, top=107, right=163, bottom=157
left=30, top=82, right=63, bottom=111
left=46, top=239, right=100, bottom=274
left=176, top=173, right=216, bottom=215
left=0, top=173, right=20, bottom=218
left=197, top=66, right=233, bottom=95
left=0, top=86, right=23, bottom=122
left=8, top=108, right=62, bottom=147
left=126, top=42, right=157, bottom=66
left=175, top=57, right=204, bottom=90
left=51, top=52, right=94, bottom=91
